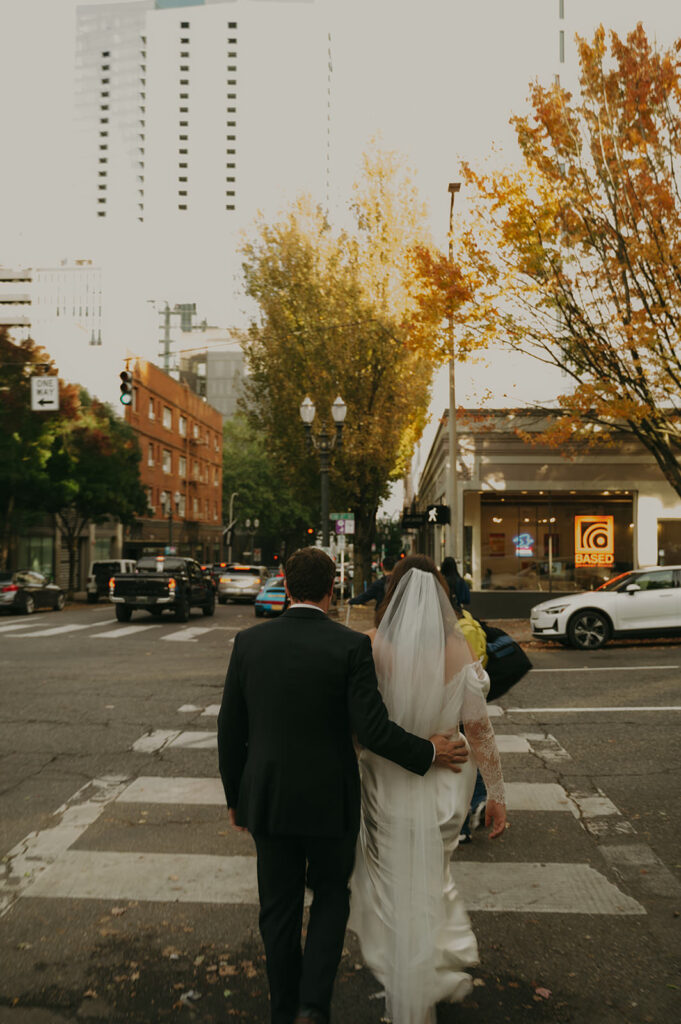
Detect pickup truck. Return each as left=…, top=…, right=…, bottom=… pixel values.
left=108, top=556, right=215, bottom=623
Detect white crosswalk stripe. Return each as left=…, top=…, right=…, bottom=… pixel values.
left=0, top=619, right=47, bottom=633
left=162, top=626, right=217, bottom=642
left=90, top=624, right=162, bottom=637
left=5, top=711, right=676, bottom=920
left=4, top=622, right=95, bottom=638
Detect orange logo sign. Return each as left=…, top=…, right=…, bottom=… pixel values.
left=574, top=515, right=615, bottom=567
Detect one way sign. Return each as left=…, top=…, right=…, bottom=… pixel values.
left=31, top=376, right=60, bottom=412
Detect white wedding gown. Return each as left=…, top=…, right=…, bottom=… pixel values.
left=348, top=569, right=505, bottom=1024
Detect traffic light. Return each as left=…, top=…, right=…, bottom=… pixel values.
left=306, top=527, right=315, bottom=537
left=119, top=368, right=133, bottom=406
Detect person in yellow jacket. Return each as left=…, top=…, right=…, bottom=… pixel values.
left=450, top=599, right=489, bottom=843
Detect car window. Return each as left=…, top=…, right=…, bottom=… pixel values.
left=15, top=571, right=32, bottom=585
left=596, top=572, right=634, bottom=592
left=27, top=572, right=45, bottom=585
left=228, top=566, right=261, bottom=576
left=631, top=569, right=676, bottom=591
left=136, top=557, right=187, bottom=574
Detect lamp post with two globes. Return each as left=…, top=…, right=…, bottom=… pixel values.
left=299, top=395, right=347, bottom=547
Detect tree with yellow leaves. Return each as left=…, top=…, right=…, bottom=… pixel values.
left=415, top=24, right=681, bottom=497
left=239, top=146, right=441, bottom=588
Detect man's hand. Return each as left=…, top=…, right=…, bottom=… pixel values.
left=485, top=799, right=506, bottom=838
left=429, top=732, right=469, bottom=772
left=229, top=807, right=248, bottom=833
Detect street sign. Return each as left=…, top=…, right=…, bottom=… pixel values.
left=330, top=512, right=354, bottom=520
left=402, top=512, right=424, bottom=529
left=335, top=517, right=354, bottom=535
left=30, top=376, right=59, bottom=412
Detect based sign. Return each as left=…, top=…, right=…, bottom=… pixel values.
left=574, top=515, right=615, bottom=567
left=30, top=376, right=59, bottom=412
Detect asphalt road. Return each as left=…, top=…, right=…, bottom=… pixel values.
left=0, top=600, right=680, bottom=1024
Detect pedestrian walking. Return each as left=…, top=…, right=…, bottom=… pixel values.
left=348, top=554, right=396, bottom=608
left=440, top=556, right=471, bottom=606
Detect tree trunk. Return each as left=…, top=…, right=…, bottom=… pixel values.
left=352, top=504, right=378, bottom=597
left=0, top=493, right=15, bottom=570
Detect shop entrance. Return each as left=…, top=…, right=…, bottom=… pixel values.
left=480, top=493, right=634, bottom=592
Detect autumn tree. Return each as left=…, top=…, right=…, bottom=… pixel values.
left=239, top=147, right=440, bottom=586
left=44, top=393, right=148, bottom=596
left=0, top=329, right=80, bottom=569
left=415, top=25, right=681, bottom=496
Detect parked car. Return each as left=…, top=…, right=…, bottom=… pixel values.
left=254, top=577, right=288, bottom=617
left=109, top=556, right=215, bottom=622
left=200, top=564, right=218, bottom=591
left=86, top=559, right=137, bottom=603
left=0, top=570, right=66, bottom=614
left=215, top=564, right=268, bottom=604
left=530, top=565, right=681, bottom=649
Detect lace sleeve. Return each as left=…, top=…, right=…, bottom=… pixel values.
left=461, top=663, right=505, bottom=805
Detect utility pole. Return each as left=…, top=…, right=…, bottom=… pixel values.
left=446, top=182, right=461, bottom=565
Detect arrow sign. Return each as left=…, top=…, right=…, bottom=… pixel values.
left=31, top=376, right=59, bottom=412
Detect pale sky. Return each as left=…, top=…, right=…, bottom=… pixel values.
left=1, top=0, right=679, bottom=513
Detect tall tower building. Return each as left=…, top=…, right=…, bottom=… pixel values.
left=74, top=0, right=330, bottom=232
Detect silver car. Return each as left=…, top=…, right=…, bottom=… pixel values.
left=216, top=564, right=269, bottom=604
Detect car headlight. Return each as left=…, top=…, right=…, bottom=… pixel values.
left=543, top=604, right=569, bottom=614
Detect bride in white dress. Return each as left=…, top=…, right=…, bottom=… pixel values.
left=349, top=556, right=506, bottom=1024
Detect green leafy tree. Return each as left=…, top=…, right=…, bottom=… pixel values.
left=239, top=147, right=440, bottom=586
left=45, top=393, right=148, bottom=595
left=222, top=415, right=314, bottom=557
left=0, top=329, right=80, bottom=569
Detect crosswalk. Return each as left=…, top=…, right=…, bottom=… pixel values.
left=3, top=697, right=678, bottom=925
left=0, top=616, right=239, bottom=643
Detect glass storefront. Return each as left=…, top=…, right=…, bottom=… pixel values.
left=480, top=493, right=634, bottom=592
left=17, top=535, right=54, bottom=579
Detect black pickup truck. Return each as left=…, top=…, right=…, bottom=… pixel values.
left=108, top=556, right=215, bottom=623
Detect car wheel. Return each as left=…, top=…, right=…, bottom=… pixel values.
left=175, top=597, right=190, bottom=623
left=115, top=605, right=133, bottom=622
left=567, top=610, right=611, bottom=650
left=23, top=595, right=35, bottom=615
left=202, top=595, right=215, bottom=617
left=54, top=593, right=66, bottom=611
left=254, top=607, right=263, bottom=617
left=218, top=597, right=227, bottom=605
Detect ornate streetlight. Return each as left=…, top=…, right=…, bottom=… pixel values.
left=160, top=490, right=182, bottom=552
left=299, top=395, right=347, bottom=547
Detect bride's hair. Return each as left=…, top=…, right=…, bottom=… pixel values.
left=375, top=554, right=450, bottom=626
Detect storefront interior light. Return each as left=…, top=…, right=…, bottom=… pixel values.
left=492, top=516, right=503, bottom=524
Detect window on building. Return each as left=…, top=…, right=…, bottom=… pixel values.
left=193, top=497, right=199, bottom=517
left=178, top=494, right=186, bottom=517
left=163, top=406, right=172, bottom=429
left=162, top=449, right=172, bottom=474
left=178, top=189, right=188, bottom=196
left=179, top=176, right=187, bottom=182
left=193, top=460, right=198, bottom=479
left=181, top=21, right=190, bottom=28
left=149, top=398, right=155, bottom=420
left=179, top=455, right=186, bottom=476
left=179, top=204, right=187, bottom=210
left=193, top=424, right=199, bottom=439
left=147, top=443, right=154, bottom=467
left=181, top=37, right=190, bottom=44
left=179, top=415, right=186, bottom=436
left=179, top=135, right=188, bottom=140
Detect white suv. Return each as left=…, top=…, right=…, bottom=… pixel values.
left=530, top=566, right=681, bottom=649
left=87, top=559, right=137, bottom=603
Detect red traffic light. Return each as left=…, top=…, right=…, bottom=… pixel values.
left=119, top=369, right=133, bottom=406
left=306, top=527, right=315, bottom=536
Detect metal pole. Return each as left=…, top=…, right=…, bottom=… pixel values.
left=447, top=182, right=461, bottom=564
left=169, top=508, right=173, bottom=551
left=163, top=303, right=172, bottom=372
left=320, top=448, right=330, bottom=547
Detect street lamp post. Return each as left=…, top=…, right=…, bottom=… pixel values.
left=299, top=395, right=347, bottom=547
left=447, top=182, right=461, bottom=565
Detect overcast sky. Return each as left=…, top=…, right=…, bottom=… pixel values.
left=1, top=0, right=679, bottom=512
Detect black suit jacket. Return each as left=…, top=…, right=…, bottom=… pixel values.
left=218, top=607, right=433, bottom=838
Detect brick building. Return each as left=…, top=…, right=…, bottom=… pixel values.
left=123, top=359, right=223, bottom=562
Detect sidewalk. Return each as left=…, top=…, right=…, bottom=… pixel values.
left=338, top=605, right=532, bottom=643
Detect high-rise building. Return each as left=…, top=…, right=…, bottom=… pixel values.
left=74, top=0, right=330, bottom=231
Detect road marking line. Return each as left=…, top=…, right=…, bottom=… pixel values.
left=91, top=624, right=162, bottom=637
left=131, top=730, right=181, bottom=753
left=201, top=704, right=220, bottom=717
left=494, top=734, right=531, bottom=753
left=568, top=789, right=620, bottom=819
left=21, top=852, right=645, bottom=915
left=118, top=776, right=577, bottom=815
left=4, top=623, right=95, bottom=638
left=0, top=776, right=129, bottom=918
left=0, top=620, right=47, bottom=633
left=507, top=706, right=681, bottom=713
left=600, top=844, right=681, bottom=899
left=162, top=627, right=216, bottom=643
left=529, top=666, right=679, bottom=673
left=168, top=730, right=217, bottom=750
left=178, top=704, right=201, bottom=713
left=521, top=733, right=572, bottom=761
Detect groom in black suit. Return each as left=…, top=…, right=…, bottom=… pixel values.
left=218, top=547, right=468, bottom=1024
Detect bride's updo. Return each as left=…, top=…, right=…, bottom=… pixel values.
left=375, top=554, right=450, bottom=627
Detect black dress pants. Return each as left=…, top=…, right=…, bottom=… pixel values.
left=253, top=831, right=357, bottom=1024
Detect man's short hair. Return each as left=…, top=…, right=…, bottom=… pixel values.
left=382, top=554, right=397, bottom=572
left=285, top=547, right=336, bottom=602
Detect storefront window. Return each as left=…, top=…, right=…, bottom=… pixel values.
left=480, top=493, right=634, bottom=592
left=17, top=536, right=54, bottom=579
